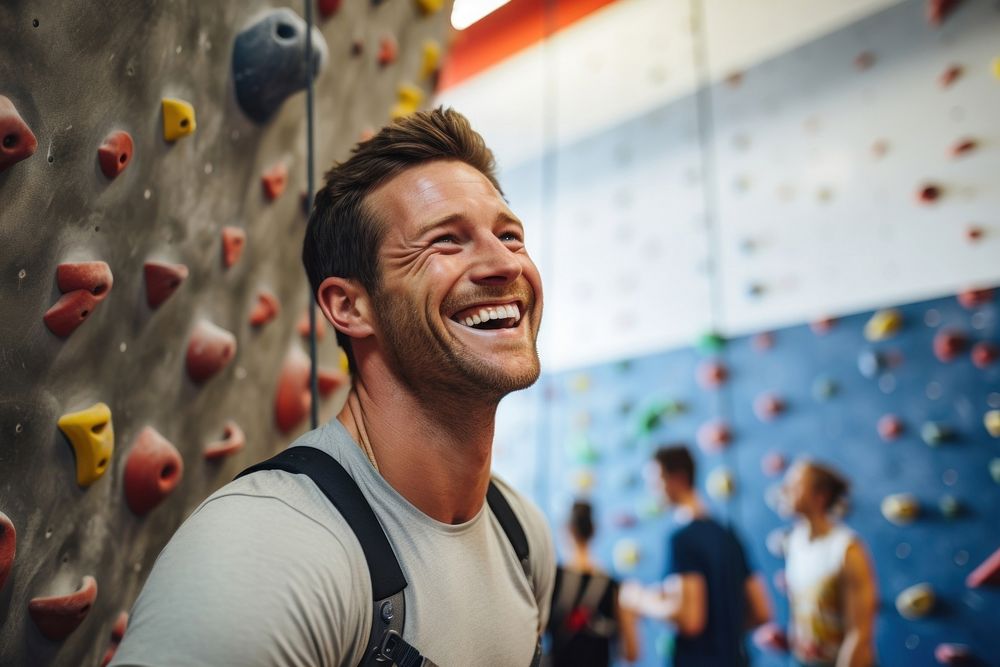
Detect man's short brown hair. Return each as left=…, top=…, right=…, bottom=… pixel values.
left=654, top=444, right=695, bottom=487
left=302, top=107, right=502, bottom=371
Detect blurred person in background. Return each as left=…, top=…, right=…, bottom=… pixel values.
left=547, top=500, right=639, bottom=666
left=622, top=444, right=772, bottom=666
left=783, top=460, right=878, bottom=667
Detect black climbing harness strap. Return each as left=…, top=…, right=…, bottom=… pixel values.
left=237, top=446, right=537, bottom=667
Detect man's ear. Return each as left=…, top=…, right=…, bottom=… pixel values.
left=316, top=276, right=375, bottom=340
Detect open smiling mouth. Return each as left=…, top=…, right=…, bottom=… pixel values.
left=450, top=303, right=522, bottom=330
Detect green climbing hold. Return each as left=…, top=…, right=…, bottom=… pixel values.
left=566, top=434, right=600, bottom=465
left=697, top=331, right=726, bottom=353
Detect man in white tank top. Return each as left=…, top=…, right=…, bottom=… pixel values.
left=784, top=461, right=878, bottom=667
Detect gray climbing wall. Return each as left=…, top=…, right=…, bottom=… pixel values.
left=0, top=1, right=452, bottom=664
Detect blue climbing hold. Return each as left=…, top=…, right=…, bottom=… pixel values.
left=232, top=9, right=328, bottom=123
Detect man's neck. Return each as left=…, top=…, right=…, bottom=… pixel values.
left=337, top=375, right=498, bottom=525
left=672, top=489, right=706, bottom=522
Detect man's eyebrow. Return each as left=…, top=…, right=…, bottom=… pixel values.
left=414, top=212, right=523, bottom=236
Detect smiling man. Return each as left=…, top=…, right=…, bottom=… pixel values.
left=111, top=108, right=554, bottom=667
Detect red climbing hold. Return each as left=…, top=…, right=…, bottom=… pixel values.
left=261, top=161, right=288, bottom=201
left=249, top=291, right=280, bottom=327
left=204, top=420, right=246, bottom=461
left=123, top=427, right=183, bottom=515
left=949, top=138, right=977, bottom=158
left=97, top=131, right=134, bottom=179
left=810, top=317, right=836, bottom=335
left=297, top=307, right=326, bottom=341
left=378, top=35, right=398, bottom=67
left=143, top=261, right=188, bottom=308
left=28, top=575, right=98, bottom=640
left=696, top=360, right=728, bottom=389
left=972, top=342, right=998, bottom=369
left=877, top=414, right=905, bottom=441
left=957, top=288, right=993, bottom=309
left=186, top=321, right=237, bottom=383
left=318, top=0, right=342, bottom=18
left=917, top=183, right=942, bottom=205
left=697, top=420, right=732, bottom=453
left=0, top=95, right=38, bottom=172
left=0, top=511, right=15, bottom=592
left=275, top=347, right=346, bottom=433
left=57, top=261, right=113, bottom=299
left=966, top=546, right=1000, bottom=588
left=939, top=64, right=963, bottom=88
left=100, top=611, right=129, bottom=667
left=318, top=368, right=348, bottom=397
left=754, top=393, right=786, bottom=422
left=753, top=622, right=789, bottom=653
left=933, top=329, right=966, bottom=362
left=44, top=290, right=101, bottom=338
left=965, top=226, right=983, bottom=242
left=221, top=226, right=246, bottom=268
left=926, top=0, right=961, bottom=26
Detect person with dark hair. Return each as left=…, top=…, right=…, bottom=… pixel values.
left=546, top=501, right=639, bottom=666
left=112, top=108, right=555, bottom=666
left=783, top=461, right=878, bottom=667
left=622, top=444, right=772, bottom=667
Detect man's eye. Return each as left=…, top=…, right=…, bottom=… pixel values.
left=500, top=232, right=523, bottom=243
left=432, top=234, right=458, bottom=244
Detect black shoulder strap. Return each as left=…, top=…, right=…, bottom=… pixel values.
left=486, top=480, right=531, bottom=573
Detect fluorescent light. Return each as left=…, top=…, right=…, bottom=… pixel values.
left=451, top=0, right=512, bottom=30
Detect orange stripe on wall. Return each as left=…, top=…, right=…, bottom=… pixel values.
left=439, top=0, right=620, bottom=90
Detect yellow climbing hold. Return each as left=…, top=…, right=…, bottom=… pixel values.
left=416, top=0, right=444, bottom=14
left=57, top=403, right=114, bottom=487
left=896, top=582, right=935, bottom=619
left=985, top=410, right=1000, bottom=438
left=338, top=348, right=350, bottom=374
left=881, top=492, right=919, bottom=525
left=391, top=84, right=424, bottom=120
left=864, top=308, right=903, bottom=341
left=162, top=98, right=196, bottom=141
left=992, top=57, right=1000, bottom=80
left=707, top=467, right=735, bottom=499
left=420, top=41, right=441, bottom=81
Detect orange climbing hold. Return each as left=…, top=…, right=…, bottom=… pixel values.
left=28, top=575, right=98, bottom=640
left=967, top=546, right=1000, bottom=587
left=378, top=34, right=398, bottom=67
left=221, top=226, right=246, bottom=268
left=949, top=138, right=977, bottom=158
left=939, top=64, right=963, bottom=88
left=0, top=511, right=15, bottom=592
left=123, top=427, right=183, bottom=515
left=204, top=420, right=246, bottom=461
left=143, top=261, right=188, bottom=308
left=926, top=0, right=961, bottom=26
left=965, top=225, right=983, bottom=242
left=0, top=95, right=38, bottom=172
left=933, top=329, right=966, bottom=362
left=57, top=403, right=114, bottom=487
left=249, top=290, right=280, bottom=327
left=186, top=321, right=237, bottom=383
left=877, top=414, right=904, bottom=441
left=261, top=161, right=288, bottom=201
left=957, top=288, right=993, bottom=309
left=100, top=612, right=129, bottom=667
left=97, top=131, right=133, bottom=179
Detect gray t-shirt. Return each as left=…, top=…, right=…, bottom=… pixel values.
left=111, top=419, right=555, bottom=667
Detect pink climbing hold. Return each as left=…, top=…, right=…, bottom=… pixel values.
left=917, top=183, right=942, bottom=204
left=261, top=161, right=288, bottom=201
left=933, top=329, right=966, bottom=362
left=143, top=261, right=189, bottom=308
left=123, top=427, right=183, bottom=515
left=761, top=452, right=787, bottom=477
left=204, top=420, right=246, bottom=461
left=939, top=64, right=963, bottom=88
left=926, top=0, right=961, bottom=26
left=28, top=575, right=98, bottom=640
left=100, top=611, right=129, bottom=667
left=221, top=226, right=246, bottom=268
left=696, top=360, right=728, bottom=389
left=0, top=95, right=38, bottom=172
left=97, top=130, right=134, bottom=179
left=377, top=34, right=398, bottom=67
left=0, top=511, right=15, bottom=592
left=877, top=414, right=905, bottom=441
left=754, top=393, right=786, bottom=422
left=186, top=320, right=237, bottom=383
left=57, top=261, right=113, bottom=299
left=949, top=138, right=977, bottom=158
left=752, top=332, right=774, bottom=351
left=810, top=317, right=836, bottom=335
left=44, top=290, right=101, bottom=338
left=972, top=342, right=998, bottom=369
left=697, top=420, right=732, bottom=453
left=753, top=622, right=789, bottom=653
left=934, top=643, right=975, bottom=665
left=249, top=291, right=280, bottom=327
left=966, top=546, right=1000, bottom=588
left=957, top=288, right=993, bottom=309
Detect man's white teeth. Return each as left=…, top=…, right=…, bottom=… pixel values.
left=461, top=304, right=521, bottom=327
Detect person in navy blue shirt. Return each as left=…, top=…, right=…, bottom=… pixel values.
left=622, top=445, right=772, bottom=666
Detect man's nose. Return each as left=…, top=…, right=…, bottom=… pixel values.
left=470, top=235, right=522, bottom=286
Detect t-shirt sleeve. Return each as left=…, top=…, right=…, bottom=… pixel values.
left=109, top=493, right=370, bottom=667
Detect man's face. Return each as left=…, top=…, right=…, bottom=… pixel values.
left=365, top=159, right=543, bottom=401
left=656, top=466, right=683, bottom=505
